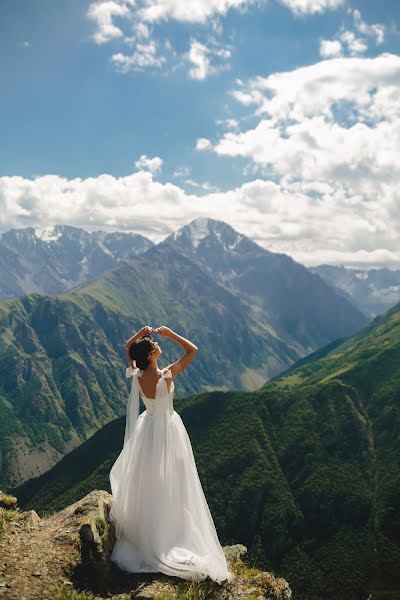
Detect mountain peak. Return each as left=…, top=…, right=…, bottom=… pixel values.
left=170, top=217, right=246, bottom=252
left=34, top=225, right=64, bottom=243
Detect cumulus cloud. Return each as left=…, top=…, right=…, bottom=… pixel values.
left=186, top=39, right=231, bottom=80
left=87, top=0, right=252, bottom=76
left=87, top=1, right=131, bottom=44
left=216, top=118, right=240, bottom=129
left=86, top=0, right=357, bottom=76
left=112, top=41, right=166, bottom=72
left=1, top=172, right=399, bottom=267
left=319, top=9, right=386, bottom=59
left=187, top=40, right=211, bottom=80
left=196, top=138, right=212, bottom=150
left=194, top=52, right=400, bottom=265
left=136, top=0, right=257, bottom=24
left=134, top=155, right=163, bottom=173
left=207, top=54, right=400, bottom=182
left=319, top=39, right=342, bottom=58
left=184, top=179, right=219, bottom=192
left=338, top=30, right=368, bottom=55
left=278, top=0, right=344, bottom=16
left=352, top=8, right=385, bottom=45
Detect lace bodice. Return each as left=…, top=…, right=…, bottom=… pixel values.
left=125, top=366, right=175, bottom=416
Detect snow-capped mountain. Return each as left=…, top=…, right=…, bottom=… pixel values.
left=310, top=264, right=400, bottom=317
left=0, top=224, right=154, bottom=300
left=158, top=217, right=367, bottom=351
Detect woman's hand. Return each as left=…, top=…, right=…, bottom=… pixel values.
left=125, top=325, right=153, bottom=349
left=138, top=325, right=154, bottom=338
left=154, top=325, right=173, bottom=338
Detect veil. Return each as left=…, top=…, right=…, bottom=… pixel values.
left=123, top=365, right=140, bottom=446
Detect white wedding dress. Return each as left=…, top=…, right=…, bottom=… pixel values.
left=109, top=365, right=234, bottom=584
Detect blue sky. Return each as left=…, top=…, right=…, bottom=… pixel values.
left=0, top=0, right=399, bottom=267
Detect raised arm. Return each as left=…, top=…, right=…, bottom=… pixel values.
left=125, top=325, right=153, bottom=367
left=154, top=326, right=198, bottom=379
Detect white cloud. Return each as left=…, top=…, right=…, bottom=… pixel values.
left=196, top=138, right=212, bottom=150
left=87, top=1, right=131, bottom=44
left=134, top=22, right=151, bottom=39
left=87, top=0, right=254, bottom=76
left=172, top=166, right=191, bottom=178
left=352, top=9, right=385, bottom=45
left=136, top=0, right=258, bottom=24
left=216, top=118, right=239, bottom=129
left=87, top=0, right=356, bottom=76
left=187, top=40, right=211, bottom=80
left=184, top=179, right=219, bottom=192
left=112, top=41, right=166, bottom=72
left=319, top=9, right=386, bottom=59
left=186, top=39, right=231, bottom=80
left=278, top=0, right=344, bottom=16
left=134, top=155, right=164, bottom=173
left=338, top=30, right=367, bottom=55
left=1, top=171, right=400, bottom=268
left=196, top=53, right=400, bottom=265
left=319, top=39, right=342, bottom=58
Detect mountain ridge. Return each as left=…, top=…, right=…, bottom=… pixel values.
left=0, top=217, right=368, bottom=489
left=12, top=298, right=400, bottom=600
left=0, top=224, right=154, bottom=301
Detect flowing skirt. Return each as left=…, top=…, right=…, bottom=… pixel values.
left=109, top=409, right=234, bottom=584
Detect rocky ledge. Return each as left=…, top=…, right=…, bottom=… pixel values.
left=0, top=489, right=291, bottom=599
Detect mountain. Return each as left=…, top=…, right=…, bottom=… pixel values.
left=0, top=241, right=297, bottom=488
left=0, top=224, right=154, bottom=300
left=0, top=218, right=370, bottom=489
left=13, top=299, right=400, bottom=600
left=160, top=218, right=367, bottom=351
left=311, top=264, right=400, bottom=318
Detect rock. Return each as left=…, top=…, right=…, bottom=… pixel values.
left=25, top=510, right=41, bottom=529
left=54, top=533, right=75, bottom=545
left=42, top=490, right=292, bottom=600
left=79, top=522, right=103, bottom=562
left=223, top=544, right=247, bottom=563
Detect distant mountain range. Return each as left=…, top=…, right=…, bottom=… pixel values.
left=0, top=224, right=154, bottom=300
left=1, top=223, right=398, bottom=320
left=159, top=218, right=366, bottom=350
left=0, top=218, right=366, bottom=488
left=13, top=297, right=400, bottom=600
left=311, top=264, right=400, bottom=318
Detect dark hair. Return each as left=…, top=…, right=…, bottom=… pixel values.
left=128, top=336, right=155, bottom=370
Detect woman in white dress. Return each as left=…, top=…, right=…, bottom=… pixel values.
left=109, top=325, right=234, bottom=585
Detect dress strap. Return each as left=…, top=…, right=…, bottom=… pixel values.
left=125, top=366, right=134, bottom=379
left=126, top=365, right=170, bottom=379
left=125, top=366, right=143, bottom=379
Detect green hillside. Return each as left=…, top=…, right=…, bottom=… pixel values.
left=13, top=301, right=400, bottom=600
left=0, top=244, right=294, bottom=488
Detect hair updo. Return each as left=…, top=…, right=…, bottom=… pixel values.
left=128, top=336, right=155, bottom=370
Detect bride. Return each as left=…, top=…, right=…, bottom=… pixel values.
left=109, top=325, right=234, bottom=585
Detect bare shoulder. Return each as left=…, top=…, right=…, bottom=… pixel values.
left=162, top=365, right=175, bottom=378
left=163, top=350, right=198, bottom=379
